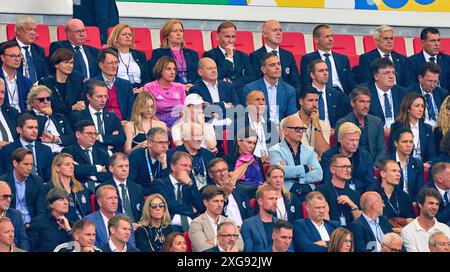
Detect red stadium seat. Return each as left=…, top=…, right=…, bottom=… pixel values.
left=314, top=34, right=357, bottom=56
left=374, top=167, right=380, bottom=181
left=412, top=202, right=419, bottom=217
left=348, top=55, right=360, bottom=69
left=412, top=37, right=422, bottom=54
left=184, top=29, right=205, bottom=58
left=329, top=130, right=334, bottom=147
left=249, top=198, right=256, bottom=212
left=362, top=35, right=407, bottom=56
left=302, top=201, right=308, bottom=218
left=183, top=232, right=192, bottom=252
left=90, top=194, right=97, bottom=212
left=424, top=167, right=429, bottom=184
left=263, top=163, right=270, bottom=177
left=210, top=30, right=254, bottom=55
left=57, top=25, right=102, bottom=49
left=222, top=129, right=230, bottom=156
left=263, top=31, right=306, bottom=71
left=7, top=24, right=51, bottom=56
left=109, top=27, right=153, bottom=60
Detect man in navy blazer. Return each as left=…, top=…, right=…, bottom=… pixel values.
left=0, top=41, right=32, bottom=113
left=407, top=27, right=450, bottom=90
left=0, top=181, right=30, bottom=251
left=242, top=53, right=297, bottom=126
left=357, top=25, right=410, bottom=87
left=293, top=191, right=340, bottom=252
left=49, top=19, right=99, bottom=80
left=300, top=24, right=355, bottom=95
left=203, top=21, right=256, bottom=94
left=407, top=62, right=448, bottom=127
left=0, top=79, right=19, bottom=146
left=86, top=48, right=135, bottom=121
left=365, top=58, right=407, bottom=131
left=350, top=191, right=393, bottom=252
left=72, top=80, right=126, bottom=153
left=249, top=20, right=301, bottom=94
left=99, top=214, right=140, bottom=252
left=73, top=0, right=119, bottom=45
left=429, top=163, right=450, bottom=225
left=0, top=114, right=52, bottom=182
left=97, top=153, right=145, bottom=223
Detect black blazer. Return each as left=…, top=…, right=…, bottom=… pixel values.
left=98, top=179, right=145, bottom=222
left=427, top=183, right=450, bottom=224
left=0, top=139, right=52, bottom=182
left=110, top=47, right=151, bottom=87
left=28, top=110, right=75, bottom=147
left=0, top=104, right=19, bottom=141
left=148, top=47, right=199, bottom=84
left=61, top=144, right=111, bottom=184
left=8, top=38, right=49, bottom=82
left=324, top=86, right=351, bottom=128
left=28, top=213, right=73, bottom=252
left=407, top=51, right=450, bottom=90
left=226, top=186, right=254, bottom=221
left=357, top=49, right=410, bottom=87
left=249, top=46, right=301, bottom=92
left=350, top=215, right=393, bottom=252
left=49, top=40, right=100, bottom=79
left=366, top=82, right=408, bottom=125
left=1, top=172, right=45, bottom=220
left=0, top=69, right=32, bottom=113
left=190, top=79, right=240, bottom=113
left=39, top=74, right=84, bottom=116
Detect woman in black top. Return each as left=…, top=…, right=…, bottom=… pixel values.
left=135, top=194, right=176, bottom=252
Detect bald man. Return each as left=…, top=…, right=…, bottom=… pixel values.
left=350, top=191, right=393, bottom=252
left=249, top=20, right=301, bottom=94
left=269, top=114, right=322, bottom=202
left=49, top=19, right=99, bottom=80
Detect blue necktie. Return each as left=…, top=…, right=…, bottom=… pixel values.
left=25, top=144, right=37, bottom=175
left=74, top=46, right=88, bottom=78
left=444, top=191, right=449, bottom=207
left=318, top=91, right=325, bottom=120
left=324, top=53, right=333, bottom=90
left=429, top=56, right=436, bottom=63
left=383, top=93, right=393, bottom=118
left=424, top=93, right=436, bottom=121
left=22, top=46, right=37, bottom=83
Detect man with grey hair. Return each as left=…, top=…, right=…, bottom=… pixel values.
left=10, top=15, right=49, bottom=83
left=428, top=231, right=450, bottom=252
left=0, top=78, right=19, bottom=148
left=380, top=232, right=403, bottom=252
left=357, top=25, right=409, bottom=87
left=128, top=127, right=169, bottom=195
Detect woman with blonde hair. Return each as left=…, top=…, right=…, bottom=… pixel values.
left=434, top=96, right=450, bottom=152
left=39, top=153, right=91, bottom=222
left=147, top=18, right=199, bottom=86
left=107, top=23, right=150, bottom=93
left=328, top=227, right=354, bottom=252
left=135, top=194, right=176, bottom=252
left=123, top=92, right=167, bottom=154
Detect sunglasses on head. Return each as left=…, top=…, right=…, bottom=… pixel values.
left=150, top=203, right=165, bottom=209
left=35, top=96, right=51, bottom=103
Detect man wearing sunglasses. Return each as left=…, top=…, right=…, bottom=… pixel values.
left=0, top=181, right=29, bottom=251
left=269, top=114, right=322, bottom=202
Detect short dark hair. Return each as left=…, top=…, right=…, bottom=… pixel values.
left=98, top=48, right=118, bottom=63
left=50, top=48, right=74, bottom=67
left=312, top=24, right=330, bottom=38
left=73, top=218, right=95, bottom=233
left=393, top=127, right=413, bottom=143
left=87, top=80, right=108, bottom=97
left=273, top=219, right=292, bottom=232
left=416, top=187, right=441, bottom=206
left=0, top=40, right=20, bottom=55
left=420, top=27, right=440, bottom=41
left=378, top=159, right=396, bottom=172
left=11, top=147, right=33, bottom=164
left=207, top=157, right=227, bottom=173
left=45, top=188, right=69, bottom=208
left=17, top=113, right=38, bottom=128
left=307, top=59, right=326, bottom=74
left=299, top=86, right=320, bottom=100
left=371, top=57, right=394, bottom=77
left=328, top=154, right=348, bottom=166
left=259, top=52, right=278, bottom=67
left=75, top=120, right=96, bottom=133
left=350, top=86, right=371, bottom=103
left=420, top=61, right=441, bottom=77
left=152, top=56, right=176, bottom=80
left=170, top=151, right=192, bottom=168
left=109, top=152, right=128, bottom=167
left=217, top=21, right=236, bottom=33
left=202, top=185, right=225, bottom=201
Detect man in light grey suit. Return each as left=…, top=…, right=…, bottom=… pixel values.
left=189, top=185, right=244, bottom=252
left=269, top=114, right=323, bottom=201
left=334, top=86, right=386, bottom=165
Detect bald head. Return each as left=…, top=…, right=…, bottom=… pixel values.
left=262, top=20, right=282, bottom=48
left=198, top=57, right=218, bottom=83
left=360, top=191, right=384, bottom=217
left=65, top=19, right=86, bottom=46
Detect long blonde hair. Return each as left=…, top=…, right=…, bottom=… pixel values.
left=130, top=92, right=158, bottom=132
left=437, top=96, right=450, bottom=136
left=107, top=23, right=135, bottom=49
left=266, top=165, right=291, bottom=202
left=51, top=153, right=84, bottom=193
left=138, top=194, right=171, bottom=227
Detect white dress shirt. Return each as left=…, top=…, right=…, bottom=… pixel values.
left=410, top=121, right=421, bottom=160
left=203, top=80, right=220, bottom=103
left=33, top=109, right=63, bottom=153
left=223, top=193, right=243, bottom=227
left=423, top=50, right=437, bottom=63
left=117, top=51, right=141, bottom=84
left=248, top=116, right=267, bottom=157
left=0, top=110, right=14, bottom=142
left=72, top=44, right=90, bottom=78
left=395, top=152, right=409, bottom=194
left=375, top=83, right=394, bottom=128
left=108, top=238, right=127, bottom=252
left=276, top=197, right=287, bottom=221
left=114, top=178, right=131, bottom=214
left=219, top=46, right=233, bottom=63
left=16, top=39, right=34, bottom=81
left=264, top=78, right=280, bottom=125
left=318, top=50, right=343, bottom=92
left=311, top=220, right=331, bottom=242
left=3, top=68, right=20, bottom=112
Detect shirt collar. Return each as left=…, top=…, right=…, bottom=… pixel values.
left=16, top=38, right=29, bottom=48
left=375, top=82, right=391, bottom=96
left=202, top=80, right=218, bottom=89
left=362, top=212, right=379, bottom=225
left=79, top=144, right=92, bottom=152
left=264, top=44, right=279, bottom=53
left=410, top=122, right=419, bottom=129
left=318, top=49, right=332, bottom=57
left=108, top=238, right=127, bottom=252
left=423, top=50, right=436, bottom=62
left=377, top=48, right=391, bottom=58
left=19, top=138, right=34, bottom=148
left=206, top=213, right=221, bottom=226
left=218, top=46, right=227, bottom=56
left=413, top=217, right=439, bottom=232
left=169, top=174, right=179, bottom=186
left=89, top=105, right=102, bottom=115
left=434, top=184, right=447, bottom=198
left=263, top=78, right=278, bottom=89
left=311, top=219, right=325, bottom=229
left=2, top=68, right=16, bottom=82
left=102, top=74, right=115, bottom=88
left=113, top=178, right=127, bottom=188
left=312, top=83, right=326, bottom=93
left=71, top=44, right=83, bottom=50
left=13, top=170, right=27, bottom=184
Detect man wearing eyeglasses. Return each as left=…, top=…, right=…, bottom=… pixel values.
left=62, top=120, right=111, bottom=192
left=203, top=221, right=240, bottom=252
left=0, top=181, right=29, bottom=251
left=269, top=114, right=323, bottom=201
left=380, top=232, right=403, bottom=252
left=0, top=40, right=33, bottom=113
left=428, top=231, right=450, bottom=252
left=128, top=127, right=169, bottom=196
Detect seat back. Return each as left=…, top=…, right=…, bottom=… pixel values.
left=184, top=231, right=192, bottom=252
left=263, top=32, right=306, bottom=71
left=7, top=24, right=51, bottom=56
left=90, top=194, right=97, bottom=212
left=108, top=27, right=153, bottom=60
left=314, top=34, right=357, bottom=56
left=184, top=29, right=205, bottom=58
left=302, top=201, right=308, bottom=218
left=57, top=25, right=102, bottom=49
left=210, top=30, right=254, bottom=55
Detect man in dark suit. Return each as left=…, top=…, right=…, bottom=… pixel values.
left=0, top=113, right=52, bottom=182
left=407, top=27, right=450, bottom=90
left=98, top=152, right=144, bottom=224
left=407, top=62, right=448, bottom=127
left=350, top=191, right=393, bottom=252
left=49, top=19, right=99, bottom=80
left=0, top=78, right=19, bottom=147
left=293, top=191, right=340, bottom=252
left=242, top=53, right=297, bottom=126
left=0, top=41, right=33, bottom=113
left=128, top=127, right=169, bottom=196
left=202, top=221, right=240, bottom=252
left=73, top=0, right=119, bottom=45
left=300, top=24, right=355, bottom=95
left=429, top=162, right=450, bottom=225
left=335, top=87, right=387, bottom=165
left=99, top=214, right=139, bottom=252
left=86, top=48, right=135, bottom=121
left=207, top=158, right=254, bottom=228
left=249, top=20, right=301, bottom=94
left=152, top=151, right=205, bottom=232
left=61, top=120, right=111, bottom=192
left=72, top=80, right=126, bottom=153
left=0, top=181, right=30, bottom=251
left=357, top=25, right=410, bottom=87
left=203, top=21, right=255, bottom=94
left=366, top=58, right=407, bottom=132
left=1, top=148, right=44, bottom=226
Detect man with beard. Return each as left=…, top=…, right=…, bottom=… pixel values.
left=241, top=184, right=279, bottom=252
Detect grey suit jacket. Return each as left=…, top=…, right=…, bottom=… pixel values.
left=189, top=213, right=244, bottom=252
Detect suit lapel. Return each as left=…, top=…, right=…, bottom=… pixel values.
left=199, top=81, right=213, bottom=103
left=370, top=83, right=384, bottom=122
left=360, top=217, right=377, bottom=241
left=306, top=219, right=322, bottom=242
left=255, top=216, right=268, bottom=247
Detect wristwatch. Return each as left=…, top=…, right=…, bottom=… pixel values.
left=314, top=127, right=322, bottom=132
